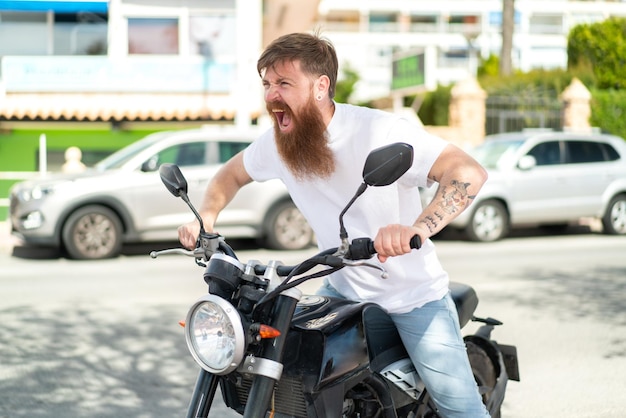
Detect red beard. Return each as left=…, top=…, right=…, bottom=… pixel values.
left=267, top=97, right=335, bottom=180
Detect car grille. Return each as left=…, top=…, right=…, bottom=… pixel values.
left=236, top=375, right=308, bottom=417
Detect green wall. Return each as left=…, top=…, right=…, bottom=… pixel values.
left=0, top=127, right=162, bottom=220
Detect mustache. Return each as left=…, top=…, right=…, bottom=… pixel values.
left=266, top=101, right=289, bottom=112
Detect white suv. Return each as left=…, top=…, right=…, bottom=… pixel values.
left=422, top=130, right=626, bottom=241
left=9, top=126, right=314, bottom=259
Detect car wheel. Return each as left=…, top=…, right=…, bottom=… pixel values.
left=62, top=205, right=123, bottom=259
left=465, top=200, right=509, bottom=242
left=263, top=200, right=314, bottom=251
left=602, top=194, right=626, bottom=235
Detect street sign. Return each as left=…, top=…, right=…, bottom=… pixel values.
left=391, top=50, right=425, bottom=93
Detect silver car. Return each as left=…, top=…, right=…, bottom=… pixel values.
left=422, top=130, right=626, bottom=241
left=9, top=126, right=314, bottom=259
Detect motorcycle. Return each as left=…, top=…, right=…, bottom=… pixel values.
left=151, top=142, right=520, bottom=418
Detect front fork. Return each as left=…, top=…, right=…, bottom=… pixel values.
left=243, top=287, right=302, bottom=418
left=186, top=369, right=220, bottom=418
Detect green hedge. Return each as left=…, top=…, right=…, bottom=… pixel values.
left=412, top=67, right=626, bottom=140
left=589, top=89, right=626, bottom=139
left=416, top=84, right=452, bottom=126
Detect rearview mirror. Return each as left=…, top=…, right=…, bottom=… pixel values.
left=336, top=143, right=414, bottom=246
left=363, top=143, right=414, bottom=186
left=159, top=163, right=188, bottom=198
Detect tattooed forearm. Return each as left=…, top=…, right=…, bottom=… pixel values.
left=420, top=215, right=438, bottom=233
left=437, top=179, right=476, bottom=215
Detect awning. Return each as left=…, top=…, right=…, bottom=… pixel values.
left=0, top=92, right=261, bottom=122
left=0, top=0, right=108, bottom=13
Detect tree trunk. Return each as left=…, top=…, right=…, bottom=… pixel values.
left=500, top=0, right=514, bottom=76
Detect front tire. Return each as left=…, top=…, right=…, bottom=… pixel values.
left=602, top=194, right=626, bottom=235
left=263, top=200, right=314, bottom=251
left=62, top=205, right=123, bottom=259
left=465, top=200, right=509, bottom=242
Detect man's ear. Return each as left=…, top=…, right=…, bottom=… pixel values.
left=315, top=75, right=331, bottom=98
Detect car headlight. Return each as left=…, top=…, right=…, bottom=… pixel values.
left=18, top=185, right=55, bottom=202
left=184, top=294, right=246, bottom=375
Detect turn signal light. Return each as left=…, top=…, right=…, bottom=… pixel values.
left=258, top=324, right=281, bottom=339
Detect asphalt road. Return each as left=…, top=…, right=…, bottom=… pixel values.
left=1, top=226, right=625, bottom=417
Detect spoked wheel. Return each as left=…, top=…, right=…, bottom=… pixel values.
left=61, top=205, right=123, bottom=259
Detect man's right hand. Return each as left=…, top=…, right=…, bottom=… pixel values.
left=178, top=221, right=202, bottom=249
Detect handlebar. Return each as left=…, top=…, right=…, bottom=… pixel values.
left=150, top=233, right=422, bottom=312
left=151, top=234, right=421, bottom=268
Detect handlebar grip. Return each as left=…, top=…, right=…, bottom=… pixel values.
left=347, top=234, right=422, bottom=260
left=409, top=234, right=422, bottom=250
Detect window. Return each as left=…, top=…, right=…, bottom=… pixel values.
left=369, top=12, right=398, bottom=32
left=566, top=141, right=607, bottom=164
left=409, top=14, right=437, bottom=32
left=219, top=142, right=249, bottom=163
left=150, top=145, right=178, bottom=168
left=527, top=141, right=561, bottom=166
left=0, top=10, right=107, bottom=56
left=175, top=142, right=207, bottom=166
left=448, top=14, right=480, bottom=34
left=323, top=10, right=360, bottom=32
left=0, top=11, right=48, bottom=55
left=54, top=12, right=108, bottom=55
left=601, top=143, right=620, bottom=161
left=529, top=14, right=563, bottom=34
left=128, top=18, right=179, bottom=54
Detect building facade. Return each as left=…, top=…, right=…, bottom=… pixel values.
left=1, top=0, right=626, bottom=124
left=314, top=0, right=626, bottom=102
left=0, top=0, right=262, bottom=127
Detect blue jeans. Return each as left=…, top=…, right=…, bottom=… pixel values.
left=316, top=279, right=489, bottom=418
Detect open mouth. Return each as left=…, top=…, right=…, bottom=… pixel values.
left=271, top=108, right=292, bottom=131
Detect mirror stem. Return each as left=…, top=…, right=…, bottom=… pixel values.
left=337, top=183, right=368, bottom=253
left=181, top=191, right=206, bottom=233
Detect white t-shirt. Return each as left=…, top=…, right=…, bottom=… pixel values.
left=244, top=102, right=450, bottom=314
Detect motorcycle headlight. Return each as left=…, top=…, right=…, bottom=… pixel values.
left=184, top=294, right=246, bottom=375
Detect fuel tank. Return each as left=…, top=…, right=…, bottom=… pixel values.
left=283, top=281, right=478, bottom=389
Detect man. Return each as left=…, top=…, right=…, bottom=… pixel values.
left=178, top=32, right=489, bottom=417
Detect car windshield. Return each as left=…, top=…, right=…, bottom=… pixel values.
left=94, top=132, right=171, bottom=170
left=470, top=138, right=526, bottom=169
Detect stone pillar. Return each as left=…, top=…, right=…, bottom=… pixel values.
left=62, top=146, right=86, bottom=173
left=448, top=78, right=486, bottom=147
left=561, top=78, right=591, bottom=131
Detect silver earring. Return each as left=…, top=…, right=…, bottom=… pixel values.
left=317, top=95, right=322, bottom=101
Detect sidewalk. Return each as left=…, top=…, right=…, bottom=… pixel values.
left=0, top=221, right=15, bottom=256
